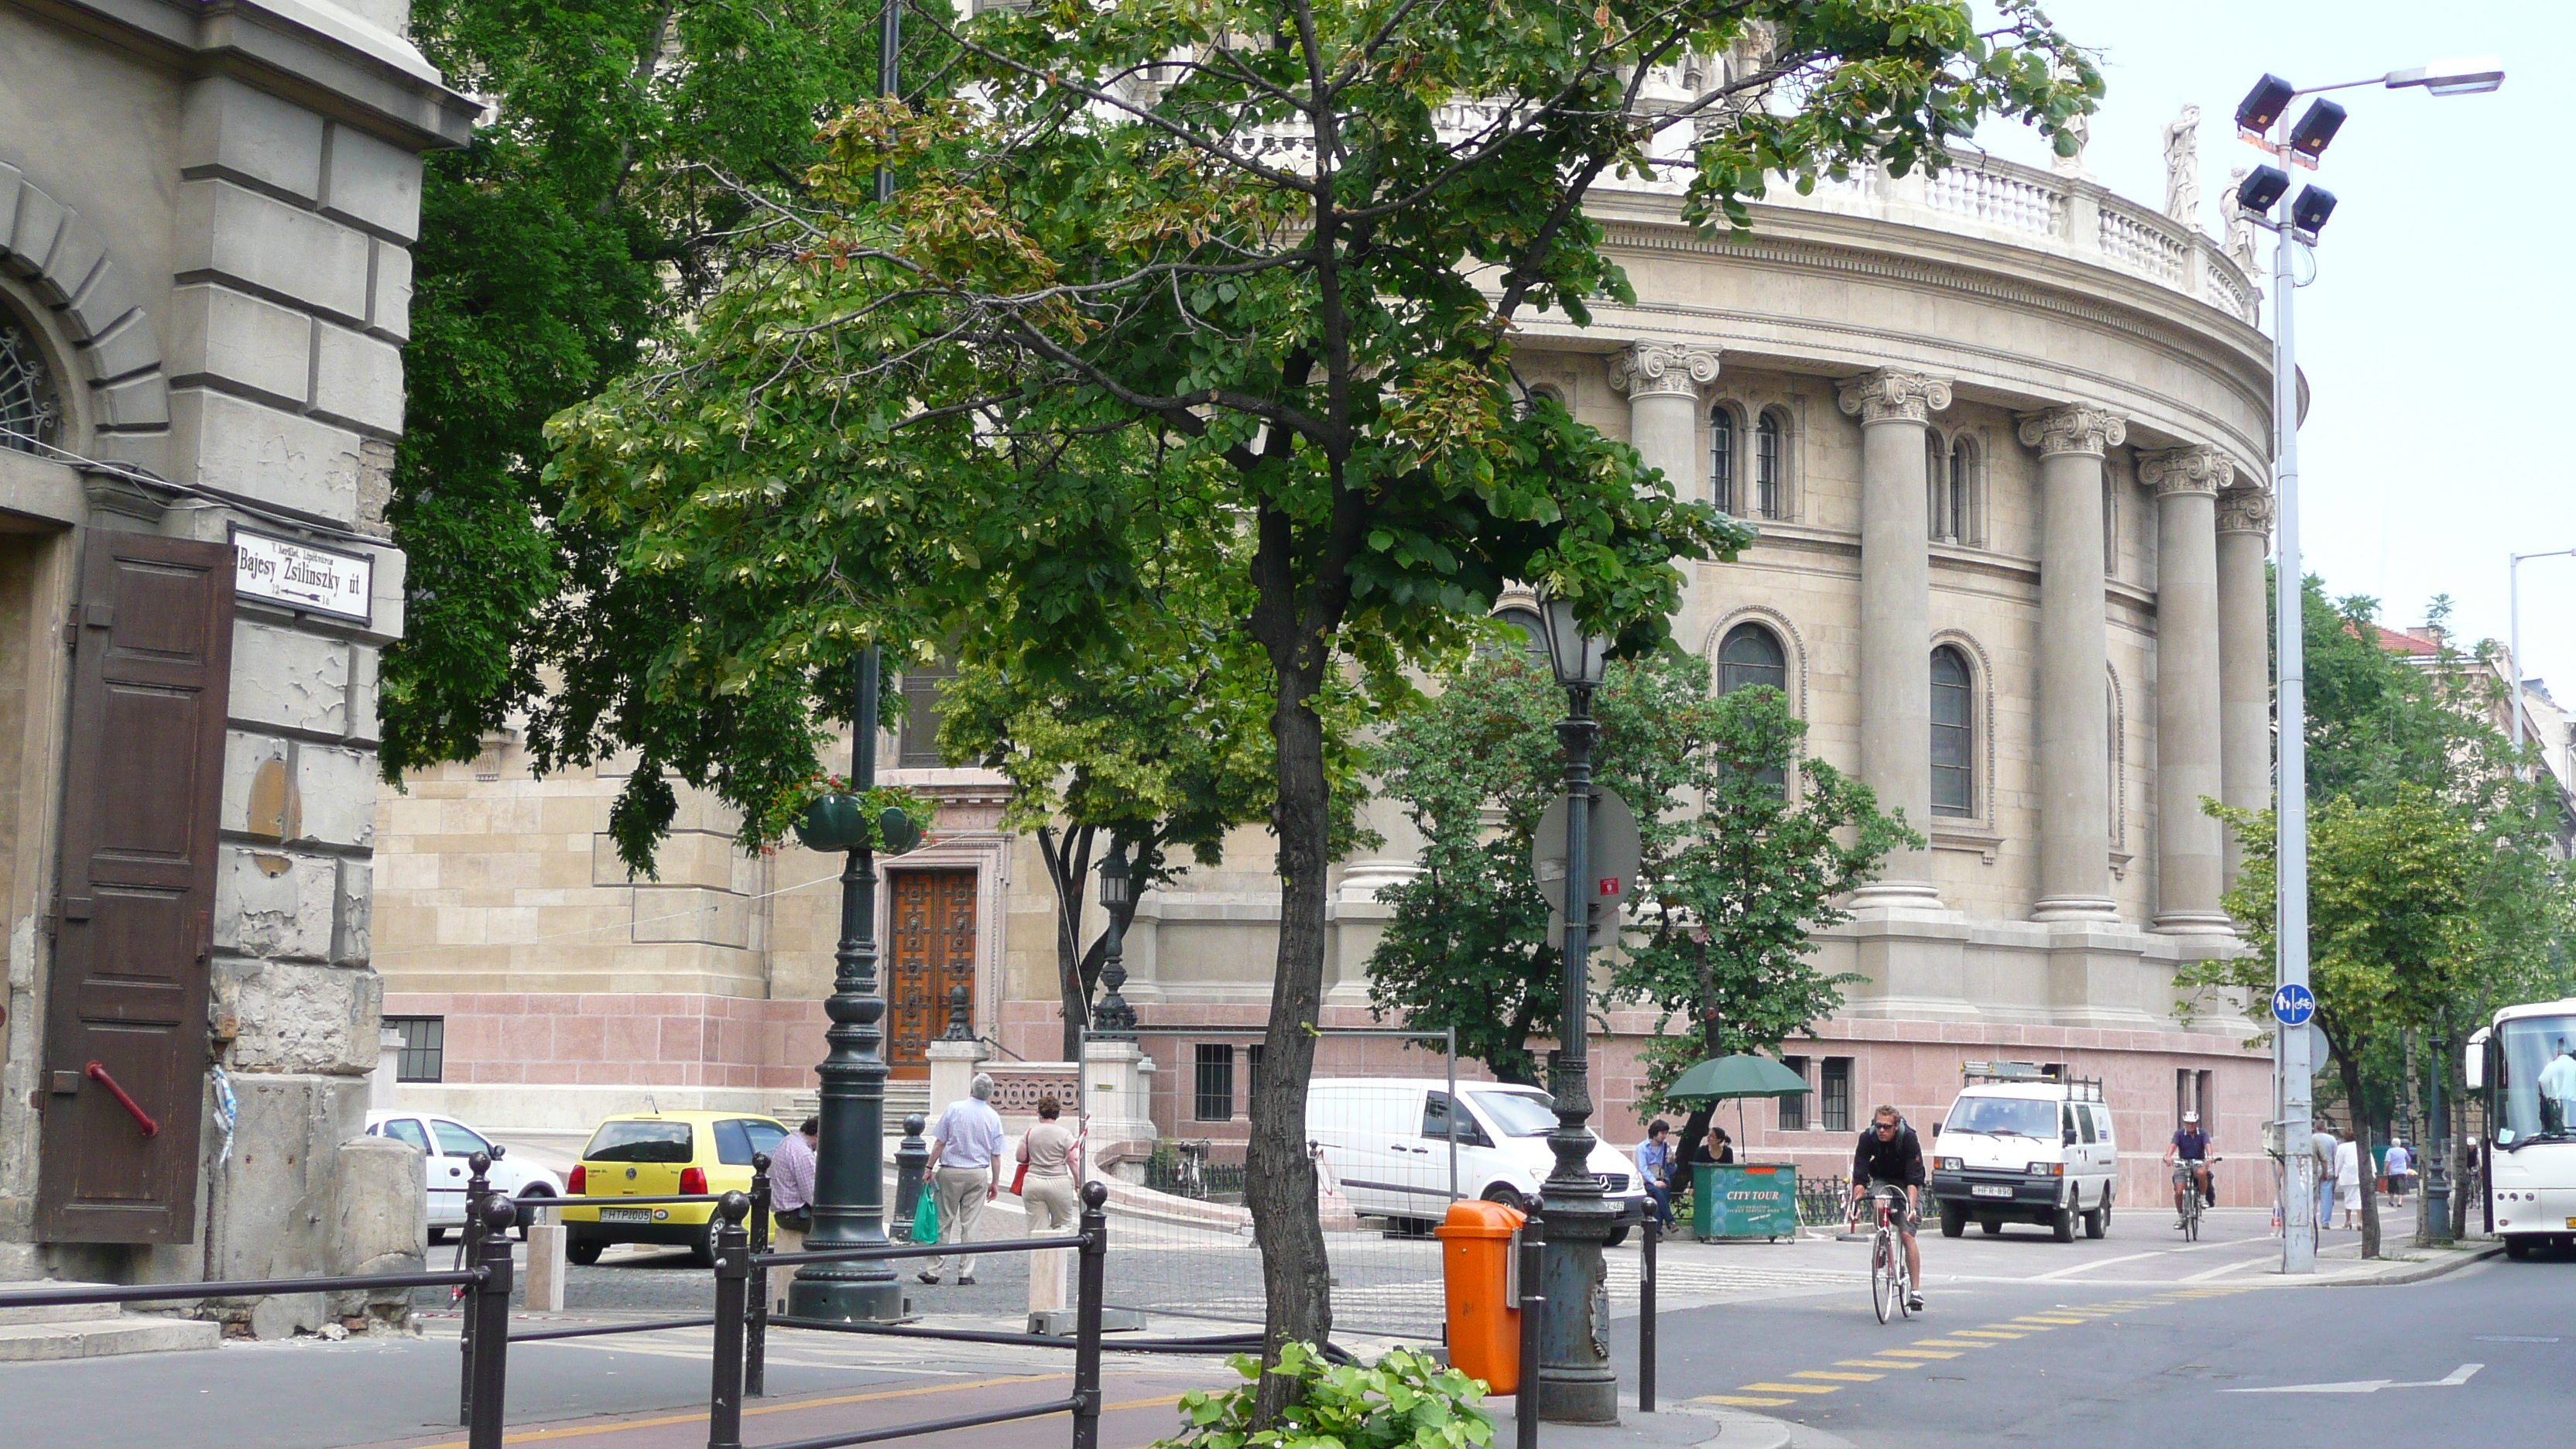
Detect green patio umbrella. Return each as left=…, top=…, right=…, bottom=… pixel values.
left=1665, top=1053, right=1812, bottom=1153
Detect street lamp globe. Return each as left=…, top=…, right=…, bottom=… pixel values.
left=1536, top=594, right=1608, bottom=690
left=1098, top=845, right=1130, bottom=907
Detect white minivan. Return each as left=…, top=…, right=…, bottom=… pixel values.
left=1305, top=1078, right=1646, bottom=1242
left=1925, top=1066, right=2118, bottom=1242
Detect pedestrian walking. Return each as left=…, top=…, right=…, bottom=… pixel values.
left=2333, top=1128, right=2362, bottom=1230
left=765, top=1116, right=818, bottom=1312
left=1016, top=1096, right=1079, bottom=1232
left=2383, top=1137, right=2411, bottom=1208
left=1633, top=1120, right=1674, bottom=1229
left=920, top=1074, right=1006, bottom=1286
left=2310, top=1125, right=2338, bottom=1231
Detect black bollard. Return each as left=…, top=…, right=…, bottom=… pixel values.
left=706, top=1192, right=752, bottom=1449
left=466, top=1194, right=517, bottom=1449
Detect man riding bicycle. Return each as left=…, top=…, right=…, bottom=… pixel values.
left=2164, top=1110, right=2213, bottom=1222
left=1851, top=1104, right=1927, bottom=1313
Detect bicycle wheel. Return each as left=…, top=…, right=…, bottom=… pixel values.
left=1870, top=1232, right=1896, bottom=1324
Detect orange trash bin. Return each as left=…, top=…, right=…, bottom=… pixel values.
left=1433, top=1198, right=1526, bottom=1393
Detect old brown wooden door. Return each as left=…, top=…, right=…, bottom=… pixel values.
left=36, top=532, right=235, bottom=1242
left=886, top=869, right=975, bottom=1080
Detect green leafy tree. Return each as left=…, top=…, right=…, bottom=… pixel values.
left=2205, top=789, right=2481, bottom=1259
left=538, top=1, right=2097, bottom=1385
left=1366, top=649, right=1913, bottom=1105
left=387, top=0, right=948, bottom=779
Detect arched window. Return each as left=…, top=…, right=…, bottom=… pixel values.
left=1718, top=622, right=1789, bottom=796
left=1949, top=437, right=1975, bottom=544
left=1930, top=646, right=1974, bottom=818
left=1925, top=432, right=1947, bottom=542
left=1755, top=409, right=1784, bottom=519
left=1486, top=605, right=1550, bottom=663
left=0, top=312, right=60, bottom=455
left=1523, top=383, right=1564, bottom=418
left=1710, top=406, right=1737, bottom=514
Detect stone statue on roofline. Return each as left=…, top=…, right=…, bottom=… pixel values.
left=2225, top=164, right=2259, bottom=272
left=2164, top=104, right=2201, bottom=227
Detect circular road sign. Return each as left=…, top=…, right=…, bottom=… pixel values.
left=1533, top=786, right=1642, bottom=909
left=2271, top=983, right=2317, bottom=1028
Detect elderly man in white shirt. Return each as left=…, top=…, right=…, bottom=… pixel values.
left=920, top=1074, right=1008, bottom=1286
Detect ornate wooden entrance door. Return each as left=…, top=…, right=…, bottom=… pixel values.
left=886, top=868, right=976, bottom=1079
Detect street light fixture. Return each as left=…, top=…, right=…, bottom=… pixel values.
left=2231, top=56, right=2506, bottom=1277
left=1531, top=588, right=1616, bottom=1423
left=1092, top=845, right=1137, bottom=1039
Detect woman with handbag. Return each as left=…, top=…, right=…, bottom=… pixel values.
left=1017, top=1096, right=1080, bottom=1232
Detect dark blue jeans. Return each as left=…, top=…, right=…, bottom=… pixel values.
left=1643, top=1182, right=1674, bottom=1228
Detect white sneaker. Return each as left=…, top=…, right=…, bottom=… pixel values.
left=1907, top=1292, right=1927, bottom=1312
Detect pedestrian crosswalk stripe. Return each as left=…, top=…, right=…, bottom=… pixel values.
left=1793, top=1371, right=1883, bottom=1382
left=1953, top=1330, right=2026, bottom=1338
left=2017, top=1316, right=2085, bottom=1324
left=1697, top=1396, right=1797, bottom=1408
left=1910, top=1339, right=1992, bottom=1349
left=1838, top=1359, right=1921, bottom=1370
left=1738, top=1382, right=1840, bottom=1395
left=1880, top=1348, right=1962, bottom=1359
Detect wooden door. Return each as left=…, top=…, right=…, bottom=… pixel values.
left=886, top=868, right=975, bottom=1079
left=36, top=532, right=235, bottom=1242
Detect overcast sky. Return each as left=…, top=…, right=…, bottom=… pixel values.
left=1961, top=2, right=2572, bottom=693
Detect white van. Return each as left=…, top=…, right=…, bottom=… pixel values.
left=1925, top=1064, right=2118, bottom=1242
left=1304, top=1078, right=1646, bottom=1241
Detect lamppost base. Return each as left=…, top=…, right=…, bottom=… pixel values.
left=1535, top=1188, right=1623, bottom=1425
left=786, top=1273, right=908, bottom=1323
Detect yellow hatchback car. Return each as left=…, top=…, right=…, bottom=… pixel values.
left=557, top=1111, right=790, bottom=1265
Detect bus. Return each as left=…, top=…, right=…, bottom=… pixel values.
left=2467, top=996, right=2576, bottom=1259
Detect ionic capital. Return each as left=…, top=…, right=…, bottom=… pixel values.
left=1607, top=342, right=1721, bottom=401
left=2136, top=444, right=2234, bottom=500
left=2215, top=485, right=2275, bottom=536
left=1834, top=368, right=1954, bottom=426
left=2016, top=403, right=2127, bottom=458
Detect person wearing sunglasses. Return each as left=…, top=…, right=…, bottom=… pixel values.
left=1850, top=1104, right=1928, bottom=1312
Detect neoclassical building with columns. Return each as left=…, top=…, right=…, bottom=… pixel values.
left=376, top=142, right=2277, bottom=1207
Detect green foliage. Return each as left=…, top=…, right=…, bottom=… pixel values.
left=385, top=0, right=952, bottom=783
left=1365, top=649, right=1914, bottom=1094
left=1162, top=1342, right=1493, bottom=1449
left=755, top=774, right=935, bottom=857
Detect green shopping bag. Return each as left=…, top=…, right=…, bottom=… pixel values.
left=909, top=1190, right=940, bottom=1245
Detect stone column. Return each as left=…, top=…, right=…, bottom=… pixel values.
left=2139, top=446, right=2233, bottom=935
left=1838, top=368, right=1954, bottom=907
left=1608, top=342, right=1722, bottom=498
left=2019, top=405, right=2126, bottom=922
left=2215, top=485, right=2275, bottom=889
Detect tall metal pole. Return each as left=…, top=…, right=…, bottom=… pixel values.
left=790, top=0, right=905, bottom=1324
left=791, top=652, right=900, bottom=1318
left=2269, top=124, right=2317, bottom=1276
left=1537, top=687, right=1615, bottom=1423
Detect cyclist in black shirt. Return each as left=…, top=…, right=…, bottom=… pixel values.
left=1851, top=1104, right=1928, bottom=1312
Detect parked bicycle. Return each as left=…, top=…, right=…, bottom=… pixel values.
left=1865, top=1185, right=1916, bottom=1324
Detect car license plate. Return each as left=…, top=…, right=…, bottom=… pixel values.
left=601, top=1207, right=653, bottom=1223
left=1971, top=1185, right=2012, bottom=1199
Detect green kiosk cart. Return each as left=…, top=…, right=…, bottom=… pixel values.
left=1668, top=1054, right=1811, bottom=1242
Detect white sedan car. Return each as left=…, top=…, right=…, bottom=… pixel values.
left=365, top=1110, right=562, bottom=1241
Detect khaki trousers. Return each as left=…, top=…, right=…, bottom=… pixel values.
left=766, top=1221, right=806, bottom=1313
left=926, top=1166, right=991, bottom=1279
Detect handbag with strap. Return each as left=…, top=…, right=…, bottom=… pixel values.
left=1009, top=1136, right=1029, bottom=1197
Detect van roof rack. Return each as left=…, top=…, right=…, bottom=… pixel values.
left=1961, top=1060, right=2104, bottom=1100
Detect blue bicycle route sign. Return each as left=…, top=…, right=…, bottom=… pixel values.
left=2272, top=983, right=2317, bottom=1027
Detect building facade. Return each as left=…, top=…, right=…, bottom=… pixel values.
left=0, top=0, right=467, bottom=1321
left=379, top=134, right=2280, bottom=1208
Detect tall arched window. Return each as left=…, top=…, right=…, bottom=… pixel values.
left=1710, top=406, right=1737, bottom=514
left=1948, top=437, right=1975, bottom=544
left=1930, top=645, right=1974, bottom=817
left=1754, top=409, right=1784, bottom=519
left=1719, top=622, right=1789, bottom=796
left=0, top=313, right=60, bottom=455
left=1486, top=605, right=1550, bottom=663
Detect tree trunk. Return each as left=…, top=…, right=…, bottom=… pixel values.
left=2335, top=1046, right=2381, bottom=1259
left=1036, top=825, right=1095, bottom=1062
left=1246, top=670, right=1332, bottom=1423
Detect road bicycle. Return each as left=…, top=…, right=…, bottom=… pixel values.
left=2171, top=1156, right=2218, bottom=1242
left=1864, top=1186, right=1916, bottom=1324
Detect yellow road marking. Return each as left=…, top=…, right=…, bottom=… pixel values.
left=1793, top=1371, right=1883, bottom=1382
left=1838, top=1359, right=1921, bottom=1370
left=1952, top=1330, right=2026, bottom=1339
left=1885, top=1347, right=1967, bottom=1357
left=1697, top=1396, right=1797, bottom=1408
left=394, top=1373, right=1184, bottom=1449
left=1912, top=1339, right=1994, bottom=1349
left=1738, top=1382, right=1840, bottom=1395
left=2016, top=1316, right=2085, bottom=1324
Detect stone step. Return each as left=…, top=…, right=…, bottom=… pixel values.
left=0, top=1282, right=122, bottom=1327
left=0, top=1314, right=222, bottom=1362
